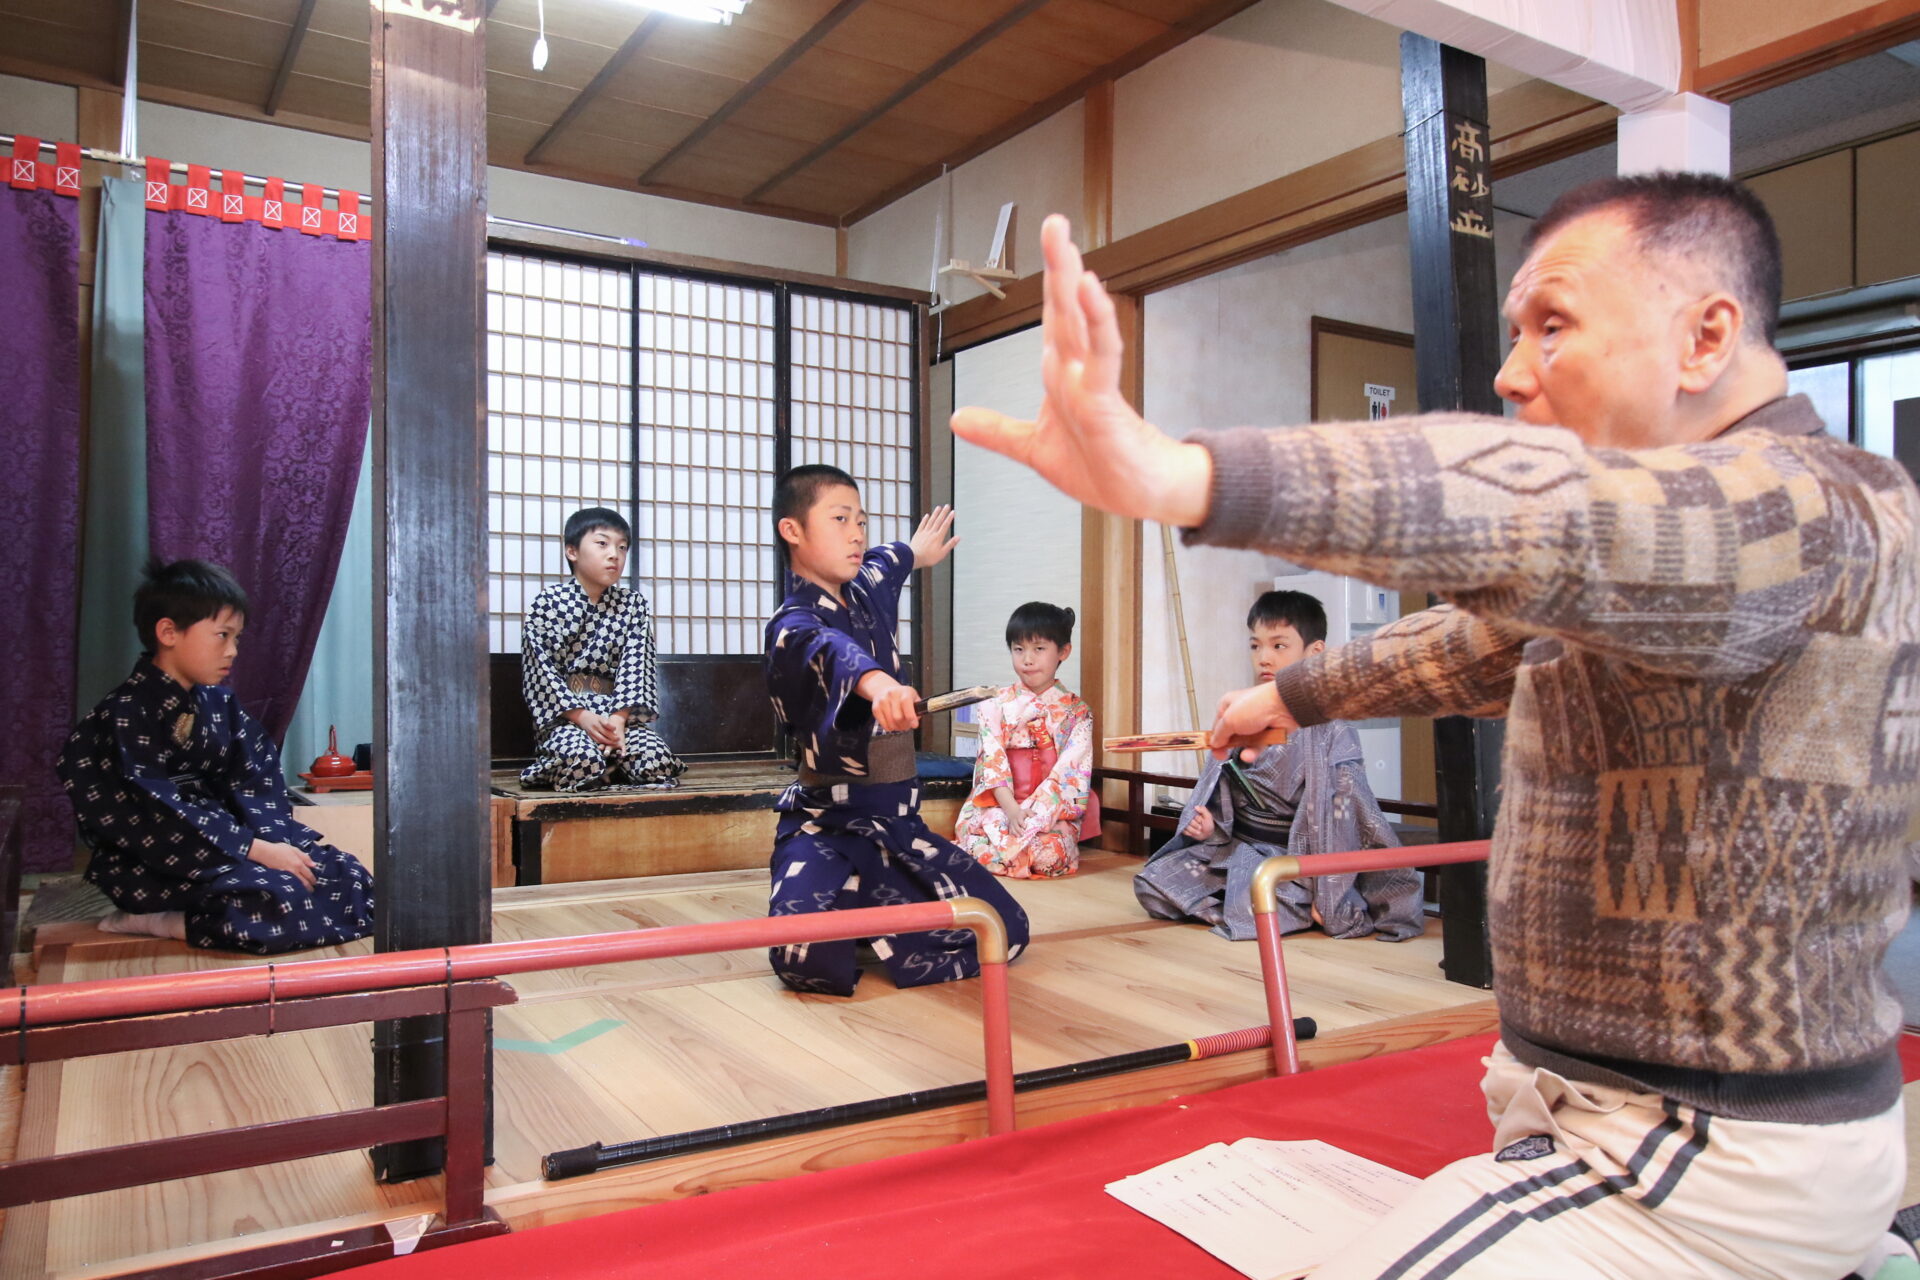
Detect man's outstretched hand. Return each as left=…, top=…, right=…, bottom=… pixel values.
left=1209, top=681, right=1301, bottom=762
left=950, top=214, right=1212, bottom=529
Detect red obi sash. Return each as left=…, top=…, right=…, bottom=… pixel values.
left=1006, top=743, right=1100, bottom=841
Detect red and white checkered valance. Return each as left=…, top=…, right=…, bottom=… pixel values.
left=7, top=136, right=82, bottom=198
left=143, top=159, right=368, bottom=242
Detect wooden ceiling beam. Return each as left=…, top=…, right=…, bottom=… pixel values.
left=264, top=0, right=319, bottom=116
left=525, top=13, right=668, bottom=164
left=745, top=0, right=1055, bottom=204
left=841, top=0, right=1261, bottom=224
left=638, top=0, right=870, bottom=185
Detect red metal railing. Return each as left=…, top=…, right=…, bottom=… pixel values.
left=0, top=896, right=1015, bottom=1280
left=1251, top=840, right=1492, bottom=1075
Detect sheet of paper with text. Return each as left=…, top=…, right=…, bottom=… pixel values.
left=1105, top=1138, right=1422, bottom=1280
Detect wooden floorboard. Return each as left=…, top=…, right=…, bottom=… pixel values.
left=16, top=854, right=1482, bottom=1274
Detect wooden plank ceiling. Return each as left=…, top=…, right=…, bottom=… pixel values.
left=0, top=0, right=1262, bottom=225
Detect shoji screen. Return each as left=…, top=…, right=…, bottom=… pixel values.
left=950, top=327, right=1081, bottom=693
left=484, top=251, right=634, bottom=654
left=634, top=272, right=779, bottom=656
left=788, top=292, right=918, bottom=651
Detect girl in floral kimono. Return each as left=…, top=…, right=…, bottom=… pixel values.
left=954, top=602, right=1099, bottom=878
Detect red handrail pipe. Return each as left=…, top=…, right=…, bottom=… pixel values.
left=1251, top=840, right=1492, bottom=1075
left=2, top=897, right=1020, bottom=1135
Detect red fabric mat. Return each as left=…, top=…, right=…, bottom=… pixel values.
left=354, top=1032, right=1920, bottom=1280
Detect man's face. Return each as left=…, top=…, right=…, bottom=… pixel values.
left=566, top=527, right=629, bottom=593
left=783, top=484, right=867, bottom=586
left=1495, top=209, right=1700, bottom=450
left=156, top=607, right=243, bottom=688
left=1248, top=621, right=1322, bottom=682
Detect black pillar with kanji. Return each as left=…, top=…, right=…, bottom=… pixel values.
left=1401, top=31, right=1503, bottom=989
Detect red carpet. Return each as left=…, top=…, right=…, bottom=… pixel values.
left=352, top=1032, right=1920, bottom=1280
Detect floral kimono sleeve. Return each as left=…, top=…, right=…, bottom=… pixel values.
left=968, top=694, right=1012, bottom=808
left=1022, top=697, right=1094, bottom=833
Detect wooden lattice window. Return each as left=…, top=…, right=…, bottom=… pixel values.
left=484, top=251, right=634, bottom=655
left=787, top=291, right=919, bottom=652
left=633, top=272, right=780, bottom=657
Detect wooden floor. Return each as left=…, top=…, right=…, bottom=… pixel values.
left=4, top=854, right=1483, bottom=1278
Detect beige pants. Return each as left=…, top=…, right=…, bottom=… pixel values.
left=1314, top=1043, right=1906, bottom=1280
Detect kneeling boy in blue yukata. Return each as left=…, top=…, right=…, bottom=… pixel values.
left=763, top=465, right=1030, bottom=995
left=57, top=559, right=375, bottom=954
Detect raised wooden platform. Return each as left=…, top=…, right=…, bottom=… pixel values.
left=492, top=759, right=969, bottom=886
left=6, top=853, right=1484, bottom=1277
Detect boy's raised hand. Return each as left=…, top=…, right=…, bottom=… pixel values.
left=908, top=505, right=959, bottom=568
left=950, top=215, right=1211, bottom=530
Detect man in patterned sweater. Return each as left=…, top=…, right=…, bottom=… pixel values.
left=956, top=181, right=1917, bottom=1278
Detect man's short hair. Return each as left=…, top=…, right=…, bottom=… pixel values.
left=134, top=557, right=248, bottom=653
left=1247, top=589, right=1327, bottom=647
left=565, top=507, right=630, bottom=548
left=1523, top=171, right=1784, bottom=344
left=1005, top=601, right=1076, bottom=649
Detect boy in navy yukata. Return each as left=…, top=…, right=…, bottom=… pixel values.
left=764, top=465, right=1030, bottom=995
left=57, top=559, right=375, bottom=954
left=519, top=506, right=684, bottom=792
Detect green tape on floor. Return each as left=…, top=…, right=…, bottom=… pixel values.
left=496, top=1018, right=624, bottom=1055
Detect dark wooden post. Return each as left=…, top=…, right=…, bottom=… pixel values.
left=368, top=0, right=492, bottom=1181
left=1401, top=32, right=1502, bottom=989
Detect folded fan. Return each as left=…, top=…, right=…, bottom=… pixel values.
left=1103, top=728, right=1291, bottom=754
left=913, top=685, right=997, bottom=717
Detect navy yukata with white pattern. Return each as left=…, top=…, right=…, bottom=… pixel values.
left=764, top=542, right=1029, bottom=995
left=57, top=659, right=375, bottom=954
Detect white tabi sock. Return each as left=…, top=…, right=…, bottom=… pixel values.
left=99, top=910, right=188, bottom=941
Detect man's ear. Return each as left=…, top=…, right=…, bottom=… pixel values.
left=777, top=516, right=803, bottom=548
left=564, top=542, right=580, bottom=565
left=153, top=617, right=181, bottom=649
left=1306, top=638, right=1326, bottom=657
left=1679, top=291, right=1745, bottom=394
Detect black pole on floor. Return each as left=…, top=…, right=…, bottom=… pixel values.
left=1400, top=32, right=1504, bottom=990
left=541, top=1018, right=1317, bottom=1180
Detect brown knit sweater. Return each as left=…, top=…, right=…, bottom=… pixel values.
left=1189, top=395, right=1920, bottom=1123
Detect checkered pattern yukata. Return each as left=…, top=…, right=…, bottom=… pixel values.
left=57, top=659, right=374, bottom=954
left=764, top=542, right=1029, bottom=995
left=519, top=577, right=685, bottom=791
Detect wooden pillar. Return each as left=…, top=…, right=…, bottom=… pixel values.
left=1082, top=81, right=1114, bottom=251
left=1400, top=33, right=1500, bottom=988
left=1082, top=290, right=1142, bottom=849
left=368, top=0, right=492, bottom=1181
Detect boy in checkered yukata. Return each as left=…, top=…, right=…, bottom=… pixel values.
left=57, top=559, right=374, bottom=953
left=762, top=465, right=1028, bottom=995
left=519, top=507, right=685, bottom=792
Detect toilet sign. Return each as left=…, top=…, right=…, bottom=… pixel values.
left=1365, top=382, right=1396, bottom=420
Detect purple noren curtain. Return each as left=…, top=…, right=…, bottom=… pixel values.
left=144, top=212, right=371, bottom=743
left=0, top=186, right=82, bottom=871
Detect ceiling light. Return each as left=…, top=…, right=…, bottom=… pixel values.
left=612, top=0, right=749, bottom=24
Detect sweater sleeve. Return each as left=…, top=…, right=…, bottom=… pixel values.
left=1188, top=415, right=1872, bottom=679
left=1272, top=603, right=1527, bottom=728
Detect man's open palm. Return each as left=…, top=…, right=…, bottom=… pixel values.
left=950, top=215, right=1209, bottom=529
